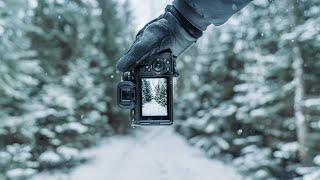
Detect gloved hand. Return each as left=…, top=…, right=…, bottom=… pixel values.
left=116, top=5, right=202, bottom=72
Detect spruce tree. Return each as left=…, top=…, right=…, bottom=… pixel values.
left=175, top=0, right=320, bottom=178
left=0, top=0, right=133, bottom=177
left=142, top=79, right=153, bottom=103
left=159, top=82, right=167, bottom=106
left=0, top=1, right=42, bottom=178
left=175, top=24, right=245, bottom=158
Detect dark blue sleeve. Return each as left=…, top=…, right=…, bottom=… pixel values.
left=173, top=0, right=252, bottom=30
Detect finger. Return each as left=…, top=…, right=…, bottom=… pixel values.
left=116, top=21, right=171, bottom=72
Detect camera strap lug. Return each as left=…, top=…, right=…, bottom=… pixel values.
left=130, top=109, right=140, bottom=128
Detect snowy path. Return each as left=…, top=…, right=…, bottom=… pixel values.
left=33, top=127, right=242, bottom=180
left=142, top=100, right=167, bottom=116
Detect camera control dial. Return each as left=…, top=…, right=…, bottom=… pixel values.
left=152, top=58, right=169, bottom=74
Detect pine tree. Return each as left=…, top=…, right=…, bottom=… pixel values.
left=0, top=1, right=42, bottom=178
left=26, top=1, right=112, bottom=165
left=176, top=0, right=320, bottom=178
left=154, top=81, right=167, bottom=106
left=96, top=0, right=134, bottom=132
left=159, top=82, right=167, bottom=106
left=0, top=0, right=133, bottom=178
left=175, top=24, right=245, bottom=156
left=142, top=79, right=153, bottom=103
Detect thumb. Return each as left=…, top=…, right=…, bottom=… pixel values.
left=116, top=22, right=172, bottom=72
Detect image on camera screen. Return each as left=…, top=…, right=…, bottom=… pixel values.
left=141, top=78, right=168, bottom=116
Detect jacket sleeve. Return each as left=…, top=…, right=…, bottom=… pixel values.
left=173, top=0, right=252, bottom=31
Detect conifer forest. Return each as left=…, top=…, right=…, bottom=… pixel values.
left=0, top=0, right=319, bottom=179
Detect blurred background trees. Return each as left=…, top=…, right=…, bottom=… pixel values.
left=0, top=0, right=319, bottom=179
left=0, top=0, right=132, bottom=178
left=175, top=0, right=320, bottom=179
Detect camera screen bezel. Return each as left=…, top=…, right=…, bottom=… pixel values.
left=135, top=74, right=173, bottom=125
left=139, top=76, right=170, bottom=119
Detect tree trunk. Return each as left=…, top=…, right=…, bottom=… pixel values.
left=288, top=0, right=312, bottom=166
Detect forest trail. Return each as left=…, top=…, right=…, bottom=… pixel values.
left=142, top=100, right=167, bottom=116
left=33, top=127, right=242, bottom=180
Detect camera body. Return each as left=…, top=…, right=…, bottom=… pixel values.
left=117, top=52, right=177, bottom=126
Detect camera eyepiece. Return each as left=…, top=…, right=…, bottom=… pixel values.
left=117, top=81, right=135, bottom=109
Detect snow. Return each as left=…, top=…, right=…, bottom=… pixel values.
left=57, top=147, right=79, bottom=160
left=303, top=170, right=320, bottom=180
left=7, top=168, right=36, bottom=179
left=40, top=128, right=55, bottom=138
left=128, top=0, right=172, bottom=30
left=274, top=142, right=299, bottom=159
left=0, top=151, right=11, bottom=165
left=39, top=151, right=61, bottom=164
left=142, top=100, right=167, bottom=116
left=314, top=155, right=320, bottom=166
left=253, top=0, right=269, bottom=7
left=304, top=98, right=320, bottom=108
left=56, top=122, right=88, bottom=134
left=32, top=127, right=242, bottom=180
left=42, top=85, right=75, bottom=111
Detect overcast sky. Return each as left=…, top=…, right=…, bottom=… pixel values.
left=128, top=0, right=173, bottom=30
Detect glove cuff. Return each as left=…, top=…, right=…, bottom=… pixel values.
left=172, top=0, right=211, bottom=31
left=166, top=5, right=203, bottom=39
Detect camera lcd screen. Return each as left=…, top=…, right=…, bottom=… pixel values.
left=141, top=78, right=168, bottom=116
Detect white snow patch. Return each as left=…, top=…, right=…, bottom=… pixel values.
left=39, top=151, right=61, bottom=163
left=40, top=128, right=55, bottom=138
left=314, top=155, right=320, bottom=166
left=142, top=100, right=167, bottom=116
left=33, top=127, right=242, bottom=180
left=42, top=85, right=75, bottom=111
left=253, top=0, right=269, bottom=7
left=0, top=151, right=11, bottom=164
left=303, top=170, right=320, bottom=180
left=67, top=122, right=88, bottom=133
left=304, top=98, right=320, bottom=108
left=274, top=142, right=298, bottom=159
left=57, top=146, right=79, bottom=160
left=56, top=122, right=88, bottom=134
left=7, top=168, right=36, bottom=179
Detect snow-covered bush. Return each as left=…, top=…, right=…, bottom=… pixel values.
left=233, top=146, right=281, bottom=178
left=1, top=144, right=38, bottom=179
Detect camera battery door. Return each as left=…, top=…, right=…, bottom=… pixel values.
left=117, top=81, right=135, bottom=109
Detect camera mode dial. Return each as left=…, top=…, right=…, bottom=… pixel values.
left=152, top=58, right=170, bottom=74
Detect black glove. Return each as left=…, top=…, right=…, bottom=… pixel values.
left=116, top=5, right=203, bottom=72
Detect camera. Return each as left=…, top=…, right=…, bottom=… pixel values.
left=117, top=52, right=178, bottom=126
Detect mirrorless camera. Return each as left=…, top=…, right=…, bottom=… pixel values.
left=117, top=52, right=177, bottom=126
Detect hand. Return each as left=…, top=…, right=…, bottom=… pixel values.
left=116, top=5, right=202, bottom=72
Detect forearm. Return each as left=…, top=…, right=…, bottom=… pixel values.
left=173, top=0, right=253, bottom=31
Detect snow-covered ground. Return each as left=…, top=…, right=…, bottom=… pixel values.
left=32, top=127, right=242, bottom=180
left=142, top=100, right=167, bottom=116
